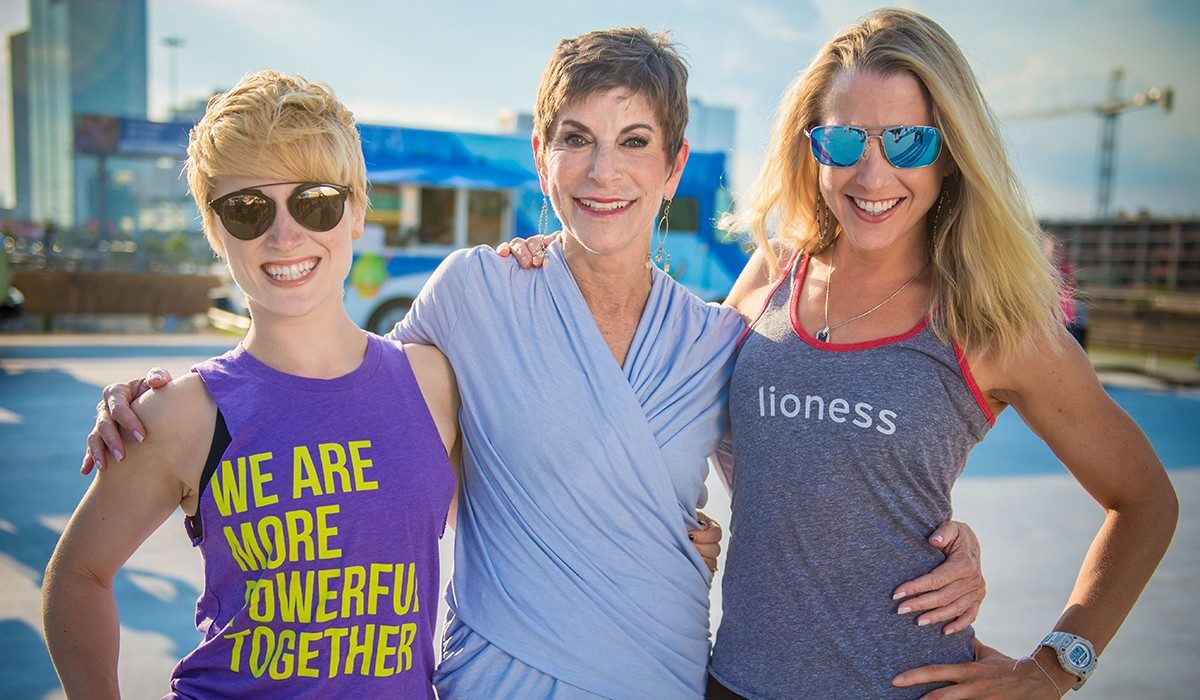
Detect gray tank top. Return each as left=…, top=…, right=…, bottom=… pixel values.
left=710, top=252, right=993, bottom=699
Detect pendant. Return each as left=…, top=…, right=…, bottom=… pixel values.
left=815, top=326, right=830, bottom=342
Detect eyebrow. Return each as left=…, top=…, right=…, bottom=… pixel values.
left=559, top=119, right=656, bottom=135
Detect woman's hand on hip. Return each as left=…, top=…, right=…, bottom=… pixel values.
left=892, top=639, right=1063, bottom=699
left=892, top=519, right=985, bottom=634
left=689, top=511, right=722, bottom=574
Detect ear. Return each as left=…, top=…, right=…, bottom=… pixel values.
left=940, top=150, right=958, bottom=180
left=349, top=203, right=367, bottom=241
left=531, top=133, right=548, bottom=195
left=662, top=136, right=691, bottom=200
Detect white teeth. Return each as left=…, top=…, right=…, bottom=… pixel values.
left=264, top=259, right=317, bottom=281
left=852, top=197, right=901, bottom=215
left=579, top=199, right=630, bottom=211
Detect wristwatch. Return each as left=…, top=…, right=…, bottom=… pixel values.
left=1039, top=631, right=1098, bottom=690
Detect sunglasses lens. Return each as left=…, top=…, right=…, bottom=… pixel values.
left=218, top=194, right=275, bottom=240
left=809, top=126, right=867, bottom=167
left=883, top=126, right=941, bottom=168
left=289, top=185, right=347, bottom=232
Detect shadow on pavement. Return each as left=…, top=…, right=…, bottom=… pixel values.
left=0, top=363, right=203, bottom=698
left=0, top=619, right=62, bottom=699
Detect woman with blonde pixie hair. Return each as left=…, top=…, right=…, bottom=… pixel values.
left=708, top=8, right=1176, bottom=698
left=187, top=72, right=371, bottom=250
left=45, top=70, right=459, bottom=698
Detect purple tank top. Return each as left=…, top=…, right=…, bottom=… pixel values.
left=168, top=334, right=453, bottom=699
left=710, top=252, right=994, bottom=699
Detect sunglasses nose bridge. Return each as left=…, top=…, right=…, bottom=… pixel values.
left=853, top=135, right=898, bottom=189
left=857, top=133, right=887, bottom=166
left=261, top=196, right=310, bottom=247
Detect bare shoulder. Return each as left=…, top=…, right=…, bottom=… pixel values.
left=968, top=328, right=1095, bottom=411
left=135, top=371, right=215, bottom=427
left=130, top=371, right=216, bottom=488
left=404, top=343, right=455, bottom=385
left=402, top=343, right=459, bottom=451
left=726, top=242, right=795, bottom=318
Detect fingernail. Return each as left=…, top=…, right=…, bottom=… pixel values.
left=893, top=591, right=905, bottom=600
left=897, top=606, right=911, bottom=615
left=917, top=618, right=930, bottom=627
left=943, top=627, right=955, bottom=635
left=114, top=449, right=124, bottom=462
left=133, top=431, right=145, bottom=443
left=930, top=534, right=944, bottom=544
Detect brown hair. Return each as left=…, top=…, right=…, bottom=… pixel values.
left=534, top=27, right=689, bottom=160
left=185, top=69, right=368, bottom=252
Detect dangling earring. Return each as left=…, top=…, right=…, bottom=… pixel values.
left=649, top=199, right=672, bottom=273
left=538, top=194, right=550, bottom=236
left=815, top=192, right=832, bottom=250
left=931, top=185, right=950, bottom=236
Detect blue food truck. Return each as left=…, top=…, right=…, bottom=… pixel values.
left=68, top=115, right=749, bottom=332
left=345, top=124, right=749, bottom=333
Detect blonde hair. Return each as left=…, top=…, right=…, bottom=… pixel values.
left=186, top=69, right=368, bottom=252
left=726, top=8, right=1062, bottom=356
left=534, top=27, right=689, bottom=159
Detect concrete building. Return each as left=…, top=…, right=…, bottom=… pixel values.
left=686, top=98, right=736, bottom=161
left=21, top=0, right=148, bottom=228
left=1044, top=217, right=1200, bottom=292
left=8, top=30, right=30, bottom=220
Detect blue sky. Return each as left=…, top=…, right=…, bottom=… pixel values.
left=1, top=0, right=1197, bottom=218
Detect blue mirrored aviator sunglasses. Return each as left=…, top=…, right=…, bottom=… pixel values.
left=805, top=125, right=942, bottom=169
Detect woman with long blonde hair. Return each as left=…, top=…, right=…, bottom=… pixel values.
left=707, top=8, right=1176, bottom=699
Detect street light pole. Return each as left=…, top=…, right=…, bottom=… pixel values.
left=162, top=36, right=185, bottom=118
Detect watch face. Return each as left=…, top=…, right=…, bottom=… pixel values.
left=1067, top=642, right=1093, bottom=669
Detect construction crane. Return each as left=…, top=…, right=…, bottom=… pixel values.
left=1005, top=68, right=1173, bottom=218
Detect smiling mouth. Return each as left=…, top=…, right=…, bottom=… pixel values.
left=263, top=258, right=318, bottom=281
left=577, top=198, right=632, bottom=212
left=851, top=196, right=902, bottom=215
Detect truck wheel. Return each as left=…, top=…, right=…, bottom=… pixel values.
left=366, top=298, right=413, bottom=335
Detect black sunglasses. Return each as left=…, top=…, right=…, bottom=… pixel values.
left=208, top=182, right=352, bottom=241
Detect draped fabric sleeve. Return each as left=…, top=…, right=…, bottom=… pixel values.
left=711, top=430, right=736, bottom=496
left=387, top=247, right=475, bottom=347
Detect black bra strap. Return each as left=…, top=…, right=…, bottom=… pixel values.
left=184, top=407, right=231, bottom=545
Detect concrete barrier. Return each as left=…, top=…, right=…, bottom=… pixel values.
left=12, top=271, right=223, bottom=316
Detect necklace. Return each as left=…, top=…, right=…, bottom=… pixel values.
left=815, top=249, right=930, bottom=343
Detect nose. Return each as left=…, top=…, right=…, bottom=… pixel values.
left=264, top=200, right=306, bottom=250
left=855, top=136, right=893, bottom=191
left=587, top=143, right=620, bottom=186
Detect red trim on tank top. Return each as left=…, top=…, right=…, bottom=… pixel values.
left=790, top=253, right=930, bottom=352
left=735, top=248, right=802, bottom=349
left=953, top=342, right=996, bottom=426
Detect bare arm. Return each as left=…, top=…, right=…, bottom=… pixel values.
left=404, top=343, right=463, bottom=529
left=45, top=376, right=210, bottom=697
left=895, top=331, right=1178, bottom=696
left=724, top=246, right=777, bottom=319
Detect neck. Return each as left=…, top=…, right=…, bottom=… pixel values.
left=562, top=234, right=654, bottom=312
left=242, top=304, right=367, bottom=379
left=826, top=233, right=930, bottom=281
